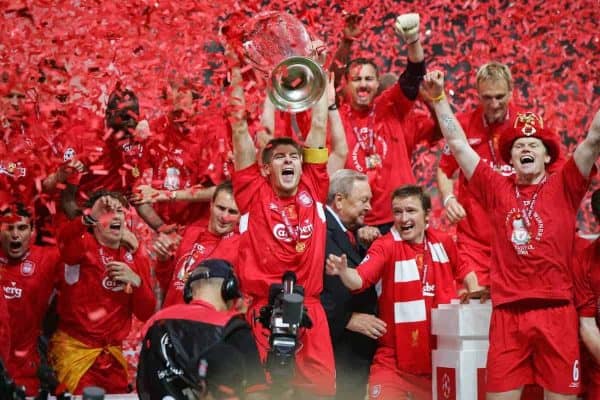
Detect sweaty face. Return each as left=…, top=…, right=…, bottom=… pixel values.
left=392, top=195, right=429, bottom=244
left=335, top=180, right=372, bottom=231
left=93, top=203, right=126, bottom=249
left=0, top=215, right=33, bottom=260
left=346, top=64, right=379, bottom=110
left=208, top=191, right=240, bottom=236
left=510, top=137, right=550, bottom=183
left=478, top=79, right=512, bottom=125
left=264, top=144, right=303, bottom=197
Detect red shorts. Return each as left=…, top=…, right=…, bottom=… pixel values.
left=247, top=298, right=335, bottom=397
left=368, top=346, right=432, bottom=400
left=75, top=355, right=129, bottom=394
left=486, top=303, right=580, bottom=395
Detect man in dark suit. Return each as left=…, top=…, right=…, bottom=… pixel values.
left=321, top=169, right=386, bottom=400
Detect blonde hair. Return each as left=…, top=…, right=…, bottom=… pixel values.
left=476, top=62, right=513, bottom=90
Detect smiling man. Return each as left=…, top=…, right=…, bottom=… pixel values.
left=228, top=47, right=334, bottom=398
left=320, top=169, right=382, bottom=400
left=421, top=70, right=600, bottom=400
left=153, top=181, right=240, bottom=307
left=50, top=191, right=155, bottom=394
left=326, top=185, right=459, bottom=399
left=0, top=203, right=61, bottom=396
left=337, top=13, right=439, bottom=235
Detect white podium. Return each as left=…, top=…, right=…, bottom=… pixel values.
left=431, top=299, right=492, bottom=400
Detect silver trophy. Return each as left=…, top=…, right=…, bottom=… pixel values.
left=242, top=11, right=326, bottom=113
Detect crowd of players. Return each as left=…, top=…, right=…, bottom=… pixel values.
left=1, top=10, right=600, bottom=400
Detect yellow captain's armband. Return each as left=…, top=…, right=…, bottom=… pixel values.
left=303, top=147, right=328, bottom=164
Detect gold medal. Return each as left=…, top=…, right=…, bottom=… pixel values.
left=295, top=242, right=306, bottom=253
left=131, top=166, right=140, bottom=178
left=366, top=154, right=381, bottom=169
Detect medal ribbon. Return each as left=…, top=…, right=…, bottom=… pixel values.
left=514, top=176, right=546, bottom=229
left=350, top=105, right=377, bottom=156
left=279, top=203, right=301, bottom=246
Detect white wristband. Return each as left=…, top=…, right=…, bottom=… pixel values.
left=443, top=194, right=456, bottom=207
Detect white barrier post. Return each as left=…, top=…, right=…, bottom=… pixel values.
left=431, top=299, right=492, bottom=400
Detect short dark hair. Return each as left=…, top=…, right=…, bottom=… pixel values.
left=261, top=137, right=302, bottom=164
left=592, top=189, right=600, bottom=222
left=345, top=58, right=379, bottom=79
left=212, top=181, right=233, bottom=202
left=391, top=185, right=431, bottom=212
left=85, top=189, right=129, bottom=210
left=105, top=87, right=140, bottom=132
left=0, top=202, right=33, bottom=226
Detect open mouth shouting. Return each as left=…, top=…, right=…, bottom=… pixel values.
left=400, top=223, right=416, bottom=234
left=9, top=241, right=22, bottom=253
left=281, top=167, right=296, bottom=184
left=520, top=154, right=535, bottom=165
left=356, top=87, right=371, bottom=102
left=109, top=220, right=122, bottom=234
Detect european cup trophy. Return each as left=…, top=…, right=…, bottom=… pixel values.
left=242, top=11, right=326, bottom=113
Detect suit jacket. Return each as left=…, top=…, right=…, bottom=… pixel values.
left=321, top=207, right=377, bottom=360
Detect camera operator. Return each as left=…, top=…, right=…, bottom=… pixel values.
left=137, top=258, right=268, bottom=400
left=228, top=47, right=335, bottom=398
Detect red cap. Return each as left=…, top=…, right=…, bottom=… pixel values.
left=498, top=112, right=562, bottom=166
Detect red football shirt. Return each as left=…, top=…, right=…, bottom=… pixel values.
left=77, top=134, right=148, bottom=196
left=55, top=219, right=155, bottom=347
left=157, top=225, right=240, bottom=307
left=438, top=107, right=516, bottom=283
left=0, top=245, right=60, bottom=395
left=146, top=116, right=209, bottom=225
left=339, top=85, right=437, bottom=226
left=232, top=162, right=328, bottom=299
left=468, top=158, right=590, bottom=306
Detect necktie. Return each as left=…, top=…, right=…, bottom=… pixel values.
left=346, top=230, right=357, bottom=249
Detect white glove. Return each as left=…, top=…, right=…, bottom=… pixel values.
left=394, top=13, right=420, bottom=43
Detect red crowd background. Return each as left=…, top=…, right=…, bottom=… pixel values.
left=2, top=0, right=598, bottom=233
left=1, top=0, right=599, bottom=383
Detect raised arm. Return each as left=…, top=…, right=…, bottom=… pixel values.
left=394, top=13, right=424, bottom=64
left=258, top=95, right=276, bottom=148
left=303, top=76, right=329, bottom=149
left=421, top=71, right=480, bottom=179
left=573, top=109, right=600, bottom=178
left=393, top=13, right=426, bottom=102
left=326, top=72, right=348, bottom=174
left=227, top=47, right=256, bottom=170
left=437, top=167, right=466, bottom=223
left=330, top=14, right=362, bottom=93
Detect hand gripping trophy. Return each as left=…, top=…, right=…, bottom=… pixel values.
left=241, top=11, right=327, bottom=113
